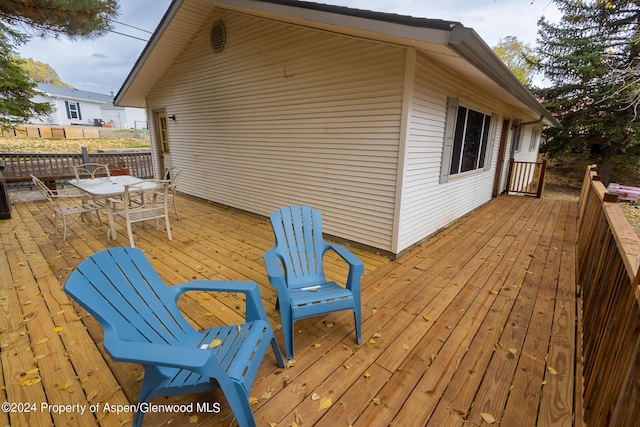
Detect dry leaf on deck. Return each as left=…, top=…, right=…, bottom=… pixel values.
left=311, top=393, right=321, bottom=401
left=261, top=387, right=273, bottom=399
left=189, top=415, right=198, bottom=423
left=208, top=338, right=222, bottom=349
left=480, top=412, right=496, bottom=424
left=372, top=398, right=381, bottom=405
left=402, top=344, right=409, bottom=350
left=52, top=326, right=63, bottom=333
left=547, top=366, right=559, bottom=375
left=249, top=397, right=259, bottom=405
left=319, top=398, right=332, bottom=410
left=60, top=378, right=74, bottom=390
left=363, top=371, right=371, bottom=378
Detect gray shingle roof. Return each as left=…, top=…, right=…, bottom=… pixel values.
left=36, top=83, right=114, bottom=104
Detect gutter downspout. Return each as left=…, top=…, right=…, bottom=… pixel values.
left=519, top=115, right=544, bottom=126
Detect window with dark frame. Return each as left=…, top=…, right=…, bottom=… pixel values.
left=65, top=100, right=82, bottom=120
left=449, top=106, right=492, bottom=176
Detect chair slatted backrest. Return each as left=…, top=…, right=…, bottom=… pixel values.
left=65, top=248, right=193, bottom=345
left=270, top=205, right=328, bottom=288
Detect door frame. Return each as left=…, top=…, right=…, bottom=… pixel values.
left=152, top=109, right=170, bottom=177
left=492, top=118, right=512, bottom=198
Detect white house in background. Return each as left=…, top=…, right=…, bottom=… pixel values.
left=115, top=0, right=560, bottom=257
left=31, top=83, right=147, bottom=130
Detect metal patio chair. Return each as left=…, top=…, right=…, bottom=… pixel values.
left=31, top=174, right=104, bottom=240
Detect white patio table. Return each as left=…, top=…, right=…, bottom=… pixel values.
left=68, top=175, right=148, bottom=242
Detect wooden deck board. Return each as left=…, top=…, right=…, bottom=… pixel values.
left=0, top=192, right=580, bottom=426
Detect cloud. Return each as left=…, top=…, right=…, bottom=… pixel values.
left=15, top=0, right=561, bottom=96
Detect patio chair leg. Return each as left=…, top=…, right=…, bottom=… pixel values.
left=174, top=199, right=180, bottom=220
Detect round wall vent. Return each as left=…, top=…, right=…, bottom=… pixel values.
left=210, top=21, right=226, bottom=54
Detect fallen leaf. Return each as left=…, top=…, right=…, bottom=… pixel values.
left=261, top=387, right=273, bottom=399
left=189, top=415, right=198, bottom=423
left=311, top=393, right=321, bottom=401
left=343, top=363, right=352, bottom=369
left=363, top=371, right=371, bottom=378
left=60, top=378, right=74, bottom=390
left=313, top=343, right=321, bottom=348
left=423, top=315, right=429, bottom=321
left=509, top=348, right=518, bottom=354
left=209, top=338, right=222, bottom=349
left=52, top=326, right=63, bottom=333
left=372, top=308, right=378, bottom=314
left=326, top=322, right=334, bottom=328
left=286, top=360, right=296, bottom=368
left=319, top=398, right=332, bottom=410
left=18, top=376, right=41, bottom=387
left=372, top=332, right=382, bottom=338
left=369, top=338, right=376, bottom=344
left=372, top=398, right=381, bottom=405
left=480, top=412, right=496, bottom=424
left=548, top=366, right=559, bottom=375
left=26, top=368, right=39, bottom=375
left=249, top=397, right=259, bottom=405
left=205, top=312, right=213, bottom=317
left=402, top=344, right=410, bottom=350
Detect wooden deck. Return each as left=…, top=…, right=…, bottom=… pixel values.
left=0, top=192, right=579, bottom=426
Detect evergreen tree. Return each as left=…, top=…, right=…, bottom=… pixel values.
left=0, top=0, right=118, bottom=129
left=534, top=0, right=640, bottom=182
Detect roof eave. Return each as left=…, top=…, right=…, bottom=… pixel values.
left=448, top=26, right=560, bottom=128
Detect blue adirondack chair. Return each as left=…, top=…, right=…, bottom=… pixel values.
left=64, top=247, right=284, bottom=427
left=263, top=205, right=365, bottom=360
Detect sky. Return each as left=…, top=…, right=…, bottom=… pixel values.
left=15, top=0, right=562, bottom=96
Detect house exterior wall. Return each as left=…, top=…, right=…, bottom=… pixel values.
left=394, top=52, right=534, bottom=253
left=146, top=9, right=406, bottom=251
left=513, top=124, right=543, bottom=162
left=31, top=94, right=104, bottom=126
left=100, top=107, right=148, bottom=130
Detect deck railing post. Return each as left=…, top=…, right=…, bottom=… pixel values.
left=81, top=146, right=90, bottom=164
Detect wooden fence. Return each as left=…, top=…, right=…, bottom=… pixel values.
left=1, top=147, right=153, bottom=185
left=506, top=159, right=547, bottom=198
left=577, top=165, right=640, bottom=426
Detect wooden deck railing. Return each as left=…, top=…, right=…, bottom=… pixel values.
left=577, top=165, right=640, bottom=427
left=506, top=159, right=546, bottom=198
left=1, top=147, right=153, bottom=185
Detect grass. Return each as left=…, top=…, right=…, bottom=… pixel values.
left=0, top=136, right=151, bottom=153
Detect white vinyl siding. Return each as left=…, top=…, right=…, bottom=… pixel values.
left=147, top=9, right=405, bottom=251
left=395, top=53, right=506, bottom=252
